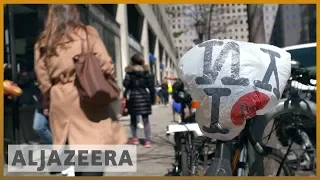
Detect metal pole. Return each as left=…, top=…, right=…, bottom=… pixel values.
left=207, top=4, right=214, bottom=40
left=8, top=5, right=20, bottom=144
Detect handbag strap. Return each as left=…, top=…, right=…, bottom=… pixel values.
left=80, top=26, right=90, bottom=53
left=80, top=26, right=95, bottom=54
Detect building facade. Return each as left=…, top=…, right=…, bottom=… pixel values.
left=262, top=4, right=279, bottom=44
left=248, top=4, right=316, bottom=47
left=271, top=4, right=316, bottom=47
left=247, top=5, right=267, bottom=44
left=166, top=4, right=250, bottom=60
left=3, top=4, right=177, bottom=146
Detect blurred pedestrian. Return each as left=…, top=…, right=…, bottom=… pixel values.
left=168, top=82, right=173, bottom=103
left=123, top=54, right=155, bottom=148
left=34, top=5, right=127, bottom=176
left=161, top=79, right=169, bottom=105
left=32, top=90, right=52, bottom=144
left=155, top=81, right=162, bottom=104
left=172, top=100, right=182, bottom=122
left=16, top=67, right=53, bottom=144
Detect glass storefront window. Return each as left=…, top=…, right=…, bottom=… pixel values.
left=5, top=5, right=46, bottom=144
left=103, top=28, right=116, bottom=64
left=11, top=5, right=40, bottom=107
left=77, top=5, right=89, bottom=24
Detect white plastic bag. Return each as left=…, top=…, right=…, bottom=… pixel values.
left=177, top=39, right=291, bottom=141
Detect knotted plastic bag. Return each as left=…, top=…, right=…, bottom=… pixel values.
left=177, top=39, right=291, bottom=141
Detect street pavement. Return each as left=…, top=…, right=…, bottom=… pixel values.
left=4, top=104, right=316, bottom=176
left=106, top=104, right=176, bottom=176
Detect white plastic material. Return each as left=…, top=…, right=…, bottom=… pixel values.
left=166, top=123, right=204, bottom=136
left=177, top=39, right=291, bottom=141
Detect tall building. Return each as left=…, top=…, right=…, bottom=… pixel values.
left=165, top=5, right=198, bottom=59
left=248, top=4, right=316, bottom=47
left=262, top=4, right=279, bottom=44
left=247, top=5, right=266, bottom=44
left=270, top=4, right=316, bottom=47
left=166, top=4, right=250, bottom=60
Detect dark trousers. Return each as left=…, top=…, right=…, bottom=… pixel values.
left=75, top=170, right=104, bottom=176
left=130, top=114, right=151, bottom=142
left=159, top=90, right=169, bottom=105
left=162, top=91, right=169, bottom=105
left=65, top=140, right=104, bottom=176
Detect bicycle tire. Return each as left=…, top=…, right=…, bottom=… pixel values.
left=262, top=98, right=316, bottom=126
left=180, top=143, right=189, bottom=176
left=258, top=98, right=316, bottom=151
left=262, top=146, right=295, bottom=176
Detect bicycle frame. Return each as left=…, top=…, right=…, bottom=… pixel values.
left=205, top=117, right=268, bottom=176
left=286, top=147, right=316, bottom=173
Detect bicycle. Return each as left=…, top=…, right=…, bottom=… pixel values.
left=198, top=117, right=294, bottom=176
left=201, top=64, right=316, bottom=176
left=272, top=62, right=316, bottom=174
left=166, top=79, right=202, bottom=176
left=172, top=96, right=196, bottom=175
left=167, top=90, right=295, bottom=176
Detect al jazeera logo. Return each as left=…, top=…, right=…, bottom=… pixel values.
left=7, top=145, right=137, bottom=172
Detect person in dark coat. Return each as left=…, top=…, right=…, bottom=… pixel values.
left=123, top=54, right=155, bottom=147
left=17, top=68, right=52, bottom=144
left=161, top=80, right=169, bottom=105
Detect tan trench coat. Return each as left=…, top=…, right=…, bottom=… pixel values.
left=34, top=25, right=127, bottom=145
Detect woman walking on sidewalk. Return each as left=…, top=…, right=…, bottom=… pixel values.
left=161, top=80, right=169, bottom=105
left=123, top=54, right=155, bottom=148
left=34, top=5, right=127, bottom=176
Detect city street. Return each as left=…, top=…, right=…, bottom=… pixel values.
left=3, top=3, right=316, bottom=178
left=4, top=104, right=315, bottom=176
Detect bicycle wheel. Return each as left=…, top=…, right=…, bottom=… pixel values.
left=263, top=99, right=316, bottom=141
left=180, top=143, right=189, bottom=176
left=262, top=147, right=295, bottom=176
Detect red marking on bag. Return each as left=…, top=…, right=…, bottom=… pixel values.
left=230, top=91, right=270, bottom=126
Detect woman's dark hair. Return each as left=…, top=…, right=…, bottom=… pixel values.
left=37, top=4, right=85, bottom=57
left=131, top=54, right=144, bottom=65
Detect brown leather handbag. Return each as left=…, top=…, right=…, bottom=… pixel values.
left=73, top=29, right=120, bottom=106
